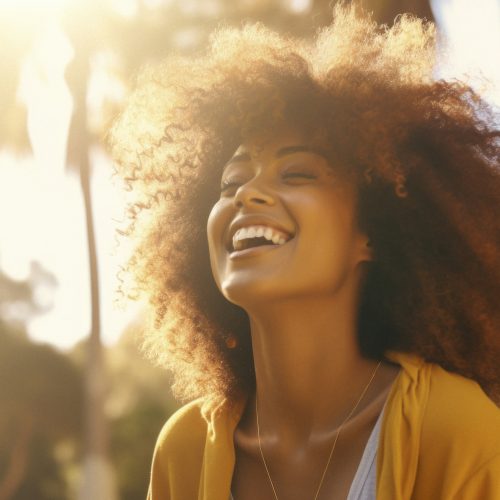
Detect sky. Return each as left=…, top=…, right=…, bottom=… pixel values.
left=0, top=0, right=499, bottom=350
left=0, top=14, right=140, bottom=348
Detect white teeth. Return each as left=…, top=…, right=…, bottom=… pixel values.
left=232, top=224, right=292, bottom=251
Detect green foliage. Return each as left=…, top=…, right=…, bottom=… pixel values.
left=3, top=435, right=68, bottom=500
left=0, top=322, right=83, bottom=439
left=110, top=400, right=171, bottom=500
left=0, top=321, right=83, bottom=500
left=101, top=325, right=178, bottom=500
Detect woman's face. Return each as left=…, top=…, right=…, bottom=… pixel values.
left=207, top=127, right=372, bottom=308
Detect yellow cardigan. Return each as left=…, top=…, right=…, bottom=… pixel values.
left=148, top=352, right=500, bottom=499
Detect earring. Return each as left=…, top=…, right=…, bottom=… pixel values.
left=226, top=336, right=237, bottom=349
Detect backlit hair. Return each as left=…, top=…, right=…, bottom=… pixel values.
left=109, top=5, right=500, bottom=404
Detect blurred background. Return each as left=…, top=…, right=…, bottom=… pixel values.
left=0, top=0, right=498, bottom=499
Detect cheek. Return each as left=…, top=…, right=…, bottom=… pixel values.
left=207, top=201, right=224, bottom=245
left=295, top=196, right=359, bottom=268
left=206, top=201, right=230, bottom=285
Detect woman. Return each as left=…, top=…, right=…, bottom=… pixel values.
left=110, top=6, right=500, bottom=499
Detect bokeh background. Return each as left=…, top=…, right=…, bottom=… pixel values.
left=0, top=0, right=498, bottom=499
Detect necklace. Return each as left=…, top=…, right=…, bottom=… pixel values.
left=255, top=361, right=382, bottom=500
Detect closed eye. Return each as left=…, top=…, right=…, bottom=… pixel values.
left=220, top=173, right=317, bottom=194
left=283, top=172, right=317, bottom=180
left=284, top=173, right=316, bottom=177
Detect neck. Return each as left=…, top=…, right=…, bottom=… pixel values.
left=243, top=277, right=381, bottom=449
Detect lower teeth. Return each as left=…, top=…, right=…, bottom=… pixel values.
left=237, top=244, right=277, bottom=251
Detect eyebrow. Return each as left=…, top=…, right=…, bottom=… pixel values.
left=222, top=145, right=328, bottom=173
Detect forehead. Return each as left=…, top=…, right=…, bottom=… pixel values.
left=222, top=125, right=356, bottom=187
left=233, top=127, right=306, bottom=158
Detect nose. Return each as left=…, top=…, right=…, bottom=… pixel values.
left=233, top=180, right=275, bottom=208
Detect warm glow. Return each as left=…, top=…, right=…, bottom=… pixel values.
left=286, top=0, right=312, bottom=14
left=433, top=0, right=500, bottom=106
left=0, top=15, right=140, bottom=349
left=18, top=19, right=73, bottom=175
left=0, top=0, right=72, bottom=9
left=1, top=0, right=498, bottom=352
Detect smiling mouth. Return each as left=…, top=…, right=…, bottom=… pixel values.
left=228, top=224, right=294, bottom=253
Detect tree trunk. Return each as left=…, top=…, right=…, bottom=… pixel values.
left=0, top=414, right=34, bottom=500
left=65, top=37, right=117, bottom=500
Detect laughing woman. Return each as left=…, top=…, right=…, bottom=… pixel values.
left=110, top=6, right=500, bottom=500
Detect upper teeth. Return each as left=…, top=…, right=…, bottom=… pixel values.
left=232, top=225, right=290, bottom=251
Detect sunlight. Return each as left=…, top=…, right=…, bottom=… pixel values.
left=18, top=19, right=73, bottom=175
left=109, top=0, right=138, bottom=18
left=0, top=11, right=140, bottom=349
left=0, top=0, right=73, bottom=9
left=433, top=0, right=500, bottom=106
left=286, top=0, right=312, bottom=14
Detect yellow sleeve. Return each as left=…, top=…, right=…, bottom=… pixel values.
left=454, top=454, right=500, bottom=499
left=378, top=353, right=500, bottom=500
left=147, top=431, right=171, bottom=500
left=147, top=400, right=207, bottom=500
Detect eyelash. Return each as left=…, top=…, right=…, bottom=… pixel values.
left=220, top=172, right=317, bottom=192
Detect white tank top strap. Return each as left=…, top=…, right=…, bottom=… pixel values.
left=345, top=402, right=385, bottom=500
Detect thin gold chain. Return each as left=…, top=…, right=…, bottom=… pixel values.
left=255, top=361, right=382, bottom=500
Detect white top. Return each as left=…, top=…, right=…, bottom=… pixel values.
left=230, top=406, right=384, bottom=500
left=346, top=404, right=384, bottom=500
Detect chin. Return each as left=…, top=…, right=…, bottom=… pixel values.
left=220, top=272, right=320, bottom=310
left=220, top=274, right=289, bottom=308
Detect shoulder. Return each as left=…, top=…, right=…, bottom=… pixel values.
left=380, top=352, right=500, bottom=499
left=154, top=398, right=208, bottom=457
left=412, top=360, right=500, bottom=498
left=148, top=396, right=243, bottom=500
left=151, top=398, right=217, bottom=478
left=422, top=362, right=500, bottom=455
left=148, top=399, right=209, bottom=500
left=391, top=352, right=500, bottom=458
left=385, top=351, right=499, bottom=449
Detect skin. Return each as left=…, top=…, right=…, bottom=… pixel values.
left=207, top=127, right=401, bottom=500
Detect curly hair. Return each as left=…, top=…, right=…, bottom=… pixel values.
left=109, top=5, right=500, bottom=405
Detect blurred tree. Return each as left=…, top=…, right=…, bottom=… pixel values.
left=110, top=401, right=170, bottom=500
left=62, top=1, right=119, bottom=496
left=0, top=273, right=32, bottom=307
left=0, top=8, right=35, bottom=153
left=0, top=320, right=83, bottom=500
left=105, top=325, right=177, bottom=500
left=0, top=262, right=57, bottom=326
left=67, top=320, right=179, bottom=500
left=104, top=324, right=176, bottom=415
left=0, top=269, right=82, bottom=499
